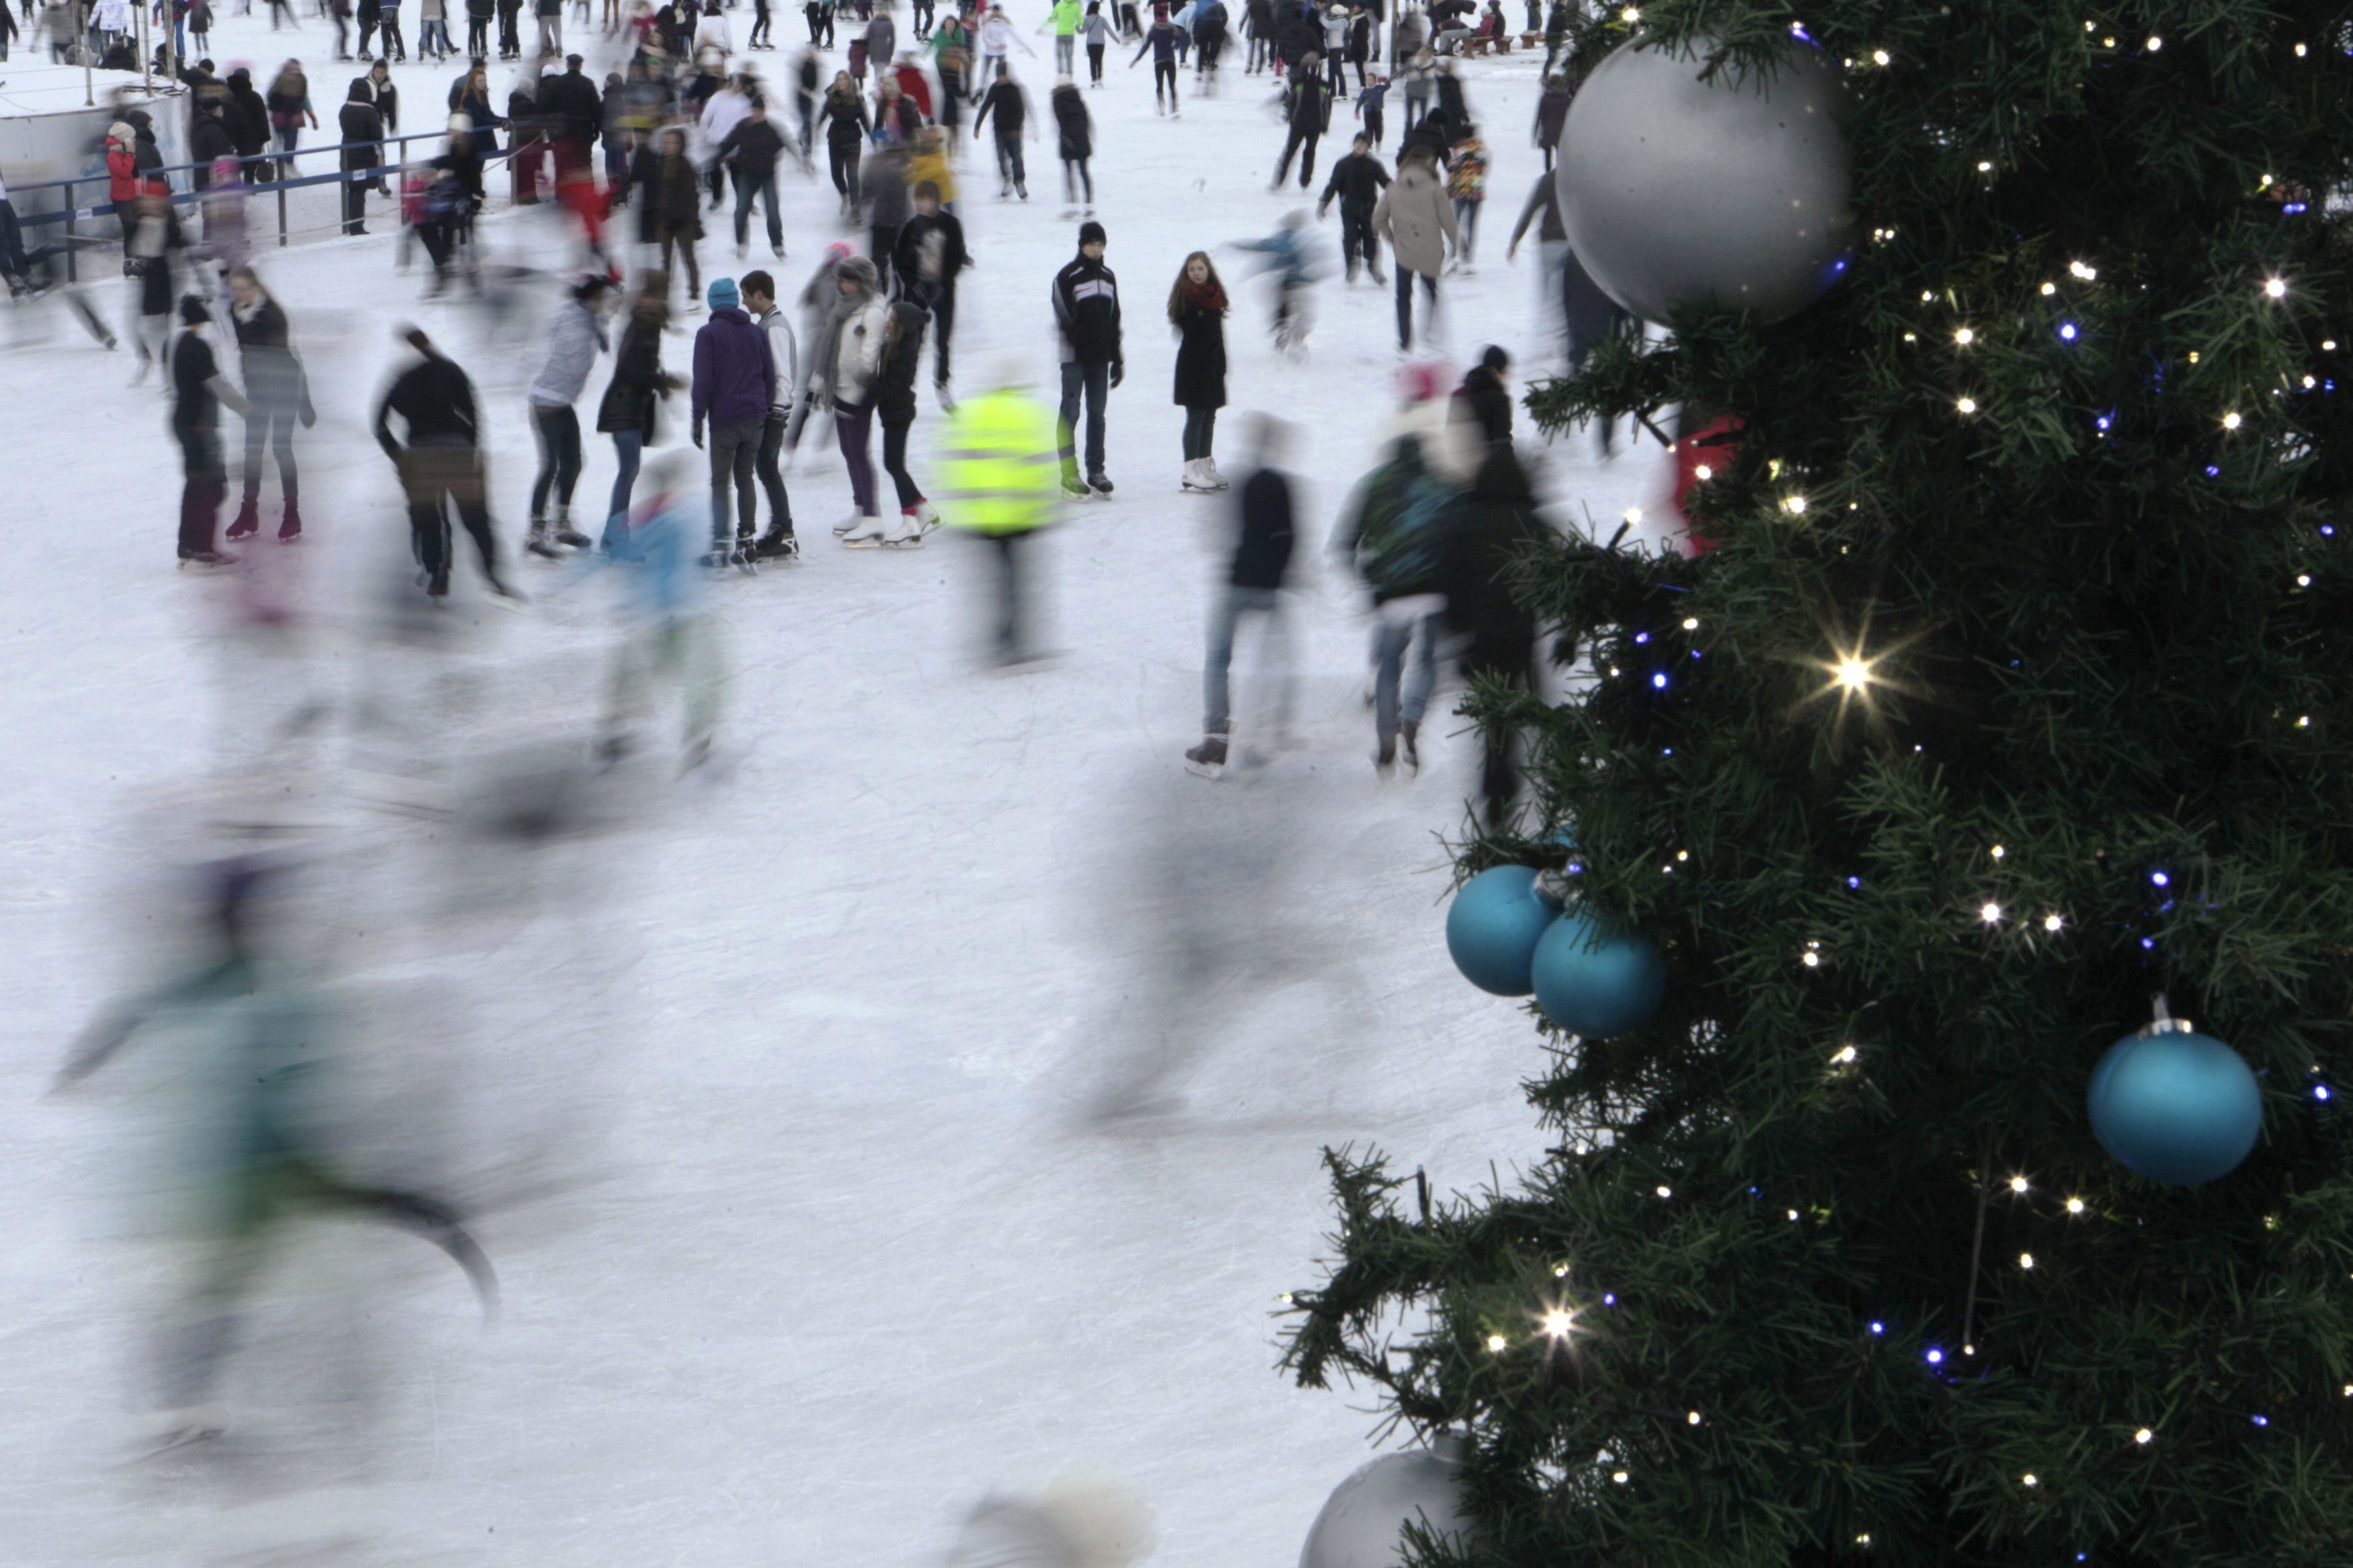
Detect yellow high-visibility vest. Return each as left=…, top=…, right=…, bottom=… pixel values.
left=936, top=388, right=1064, bottom=537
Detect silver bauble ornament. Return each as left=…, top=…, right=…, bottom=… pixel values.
left=1556, top=37, right=1853, bottom=323
left=1299, top=1436, right=1472, bottom=1568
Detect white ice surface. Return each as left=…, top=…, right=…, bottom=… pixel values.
left=1, top=13, right=1678, bottom=1565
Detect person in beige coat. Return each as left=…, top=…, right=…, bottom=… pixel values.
left=1371, top=142, right=1459, bottom=351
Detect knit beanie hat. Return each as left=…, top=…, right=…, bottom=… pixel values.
left=1077, top=219, right=1107, bottom=248
left=180, top=294, right=212, bottom=326
left=707, top=276, right=740, bottom=311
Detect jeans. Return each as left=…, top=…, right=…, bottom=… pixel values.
left=1453, top=198, right=1480, bottom=261
left=992, top=132, right=1024, bottom=192
left=871, top=223, right=898, bottom=290
left=734, top=165, right=781, bottom=250
left=1181, top=404, right=1215, bottom=460
left=880, top=410, right=921, bottom=509
left=530, top=403, right=582, bottom=518
left=1057, top=359, right=1109, bottom=481
left=1394, top=266, right=1437, bottom=349
left=1203, top=584, right=1291, bottom=735
left=1062, top=156, right=1091, bottom=204
left=829, top=140, right=862, bottom=205
left=1053, top=32, right=1072, bottom=72
left=1372, top=604, right=1440, bottom=737
left=754, top=411, right=793, bottom=534
left=708, top=419, right=761, bottom=542
left=836, top=397, right=877, bottom=514
left=606, top=427, right=643, bottom=540
left=242, top=407, right=299, bottom=503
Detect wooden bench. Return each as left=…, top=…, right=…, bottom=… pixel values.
left=1463, top=34, right=1495, bottom=56
left=1519, top=30, right=1543, bottom=48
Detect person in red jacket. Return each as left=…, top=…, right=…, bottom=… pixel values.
left=106, top=121, right=141, bottom=253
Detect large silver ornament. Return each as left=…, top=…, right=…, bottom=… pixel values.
left=1298, top=1437, right=1472, bottom=1568
left=1556, top=38, right=1853, bottom=323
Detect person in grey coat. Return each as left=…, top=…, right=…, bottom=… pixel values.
left=1371, top=141, right=1458, bottom=351
left=526, top=276, right=614, bottom=551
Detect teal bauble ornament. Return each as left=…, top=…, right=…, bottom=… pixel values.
left=1446, top=866, right=1564, bottom=997
left=2088, top=1011, right=2262, bottom=1186
left=1530, top=907, right=1665, bottom=1038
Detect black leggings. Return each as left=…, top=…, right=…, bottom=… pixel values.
left=1064, top=156, right=1092, bottom=204
left=1088, top=42, right=1103, bottom=81
left=1182, top=404, right=1215, bottom=460
left=1152, top=58, right=1176, bottom=103
left=829, top=139, right=862, bottom=203
left=530, top=404, right=582, bottom=517
left=881, top=412, right=922, bottom=509
left=467, top=14, right=488, bottom=51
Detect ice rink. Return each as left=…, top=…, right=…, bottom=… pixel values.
left=1, top=13, right=1672, bottom=1564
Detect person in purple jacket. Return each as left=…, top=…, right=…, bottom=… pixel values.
left=690, top=275, right=779, bottom=567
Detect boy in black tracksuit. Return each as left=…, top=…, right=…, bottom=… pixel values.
left=893, top=182, right=969, bottom=393
left=1317, top=132, right=1389, bottom=282
left=1051, top=219, right=1123, bottom=495
left=1271, top=57, right=1329, bottom=189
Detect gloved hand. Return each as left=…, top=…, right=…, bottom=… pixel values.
left=691, top=420, right=705, bottom=449
left=1110, top=360, right=1124, bottom=388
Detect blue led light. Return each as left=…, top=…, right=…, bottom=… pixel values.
left=1869, top=1321, right=1885, bottom=1335
left=1925, top=1348, right=1944, bottom=1365
left=2141, top=937, right=2157, bottom=950
left=1603, top=1293, right=1616, bottom=1306
left=2252, top=1414, right=2270, bottom=1428
left=2325, top=525, right=2338, bottom=536
left=2316, top=1085, right=2332, bottom=1102
left=1634, top=632, right=1650, bottom=645
left=2058, top=323, right=2078, bottom=341
left=1652, top=673, right=1669, bottom=690
left=2286, top=202, right=2309, bottom=214
left=1691, top=649, right=1702, bottom=659
left=2150, top=870, right=2169, bottom=887
left=2096, top=414, right=2114, bottom=431
left=1847, top=876, right=1862, bottom=890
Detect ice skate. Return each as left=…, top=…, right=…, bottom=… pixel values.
left=910, top=500, right=942, bottom=534
left=753, top=529, right=801, bottom=560
left=526, top=522, right=565, bottom=559
left=1061, top=474, right=1095, bottom=500
left=276, top=501, right=303, bottom=542
left=1199, top=456, right=1230, bottom=489
left=879, top=510, right=927, bottom=546
left=1400, top=718, right=1421, bottom=776
left=177, top=548, right=239, bottom=569
left=832, top=513, right=864, bottom=536
left=1183, top=731, right=1229, bottom=779
left=1087, top=471, right=1115, bottom=497
left=840, top=515, right=890, bottom=547
left=1181, top=458, right=1218, bottom=493
left=225, top=497, right=261, bottom=540
left=553, top=506, right=590, bottom=548
left=1375, top=728, right=1398, bottom=778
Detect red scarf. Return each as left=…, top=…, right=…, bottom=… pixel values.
left=1180, top=276, right=1228, bottom=314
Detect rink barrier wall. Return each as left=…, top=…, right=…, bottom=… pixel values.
left=11, top=129, right=522, bottom=282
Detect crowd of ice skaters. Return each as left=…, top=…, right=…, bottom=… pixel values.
left=0, top=0, right=1627, bottom=810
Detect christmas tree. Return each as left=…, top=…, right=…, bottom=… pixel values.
left=1283, top=3, right=2353, bottom=1565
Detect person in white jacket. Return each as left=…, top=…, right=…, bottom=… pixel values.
left=525, top=276, right=614, bottom=553
left=809, top=255, right=892, bottom=537
left=695, top=0, right=734, bottom=58
left=975, top=4, right=1033, bottom=93
left=739, top=267, right=803, bottom=559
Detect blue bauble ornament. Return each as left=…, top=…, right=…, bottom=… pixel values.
left=1530, top=907, right=1665, bottom=1038
left=2088, top=1021, right=2263, bottom=1186
left=1446, top=866, right=1564, bottom=997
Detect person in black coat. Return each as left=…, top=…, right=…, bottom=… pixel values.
left=190, top=93, right=237, bottom=191
left=1316, top=130, right=1388, bottom=281
left=1166, top=249, right=1227, bottom=491
left=1049, top=75, right=1091, bottom=208
left=594, top=290, right=682, bottom=546
left=360, top=58, right=401, bottom=133
left=873, top=298, right=934, bottom=534
left=1438, top=442, right=1544, bottom=823
left=223, top=69, right=272, bottom=173
left=1271, top=55, right=1329, bottom=189
left=337, top=83, right=384, bottom=233
left=1183, top=411, right=1298, bottom=776
left=1456, top=343, right=1509, bottom=447
left=893, top=177, right=967, bottom=392
left=374, top=327, right=514, bottom=598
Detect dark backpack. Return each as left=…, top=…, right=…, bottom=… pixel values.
left=1349, top=444, right=1451, bottom=598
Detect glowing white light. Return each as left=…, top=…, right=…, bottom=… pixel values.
left=1801, top=950, right=1822, bottom=968
left=2043, top=913, right=2065, bottom=932
left=1681, top=617, right=1699, bottom=630
left=1981, top=901, right=2005, bottom=924
left=1831, top=1044, right=1859, bottom=1065
left=2135, top=1428, right=2153, bottom=1445
left=1693, top=464, right=1713, bottom=481
left=2297, top=42, right=2309, bottom=56
left=2022, top=1474, right=2039, bottom=1488
left=1976, top=160, right=1993, bottom=173
left=1624, top=506, right=1644, bottom=524
left=2066, top=1197, right=2085, bottom=1214
left=1784, top=494, right=1809, bottom=515
left=2019, top=1251, right=2036, bottom=1270
left=1835, top=657, right=1872, bottom=692
left=2145, top=34, right=2161, bottom=50
left=1954, top=327, right=1975, bottom=345
left=2266, top=278, right=2288, bottom=299
left=1655, top=1185, right=1673, bottom=1199
left=2223, top=411, right=2243, bottom=430
left=2040, top=282, right=2057, bottom=296
left=1956, top=397, right=1978, bottom=415
left=2009, top=1175, right=2030, bottom=1194
left=1611, top=1471, right=1630, bottom=1484
left=1541, top=1307, right=1576, bottom=1338
left=1486, top=1333, right=1509, bottom=1352
left=1872, top=48, right=1889, bottom=65
left=1686, top=1410, right=1702, bottom=1426
left=1990, top=844, right=2006, bottom=859
left=1618, top=3, right=1638, bottom=18
left=2069, top=261, right=2098, bottom=280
